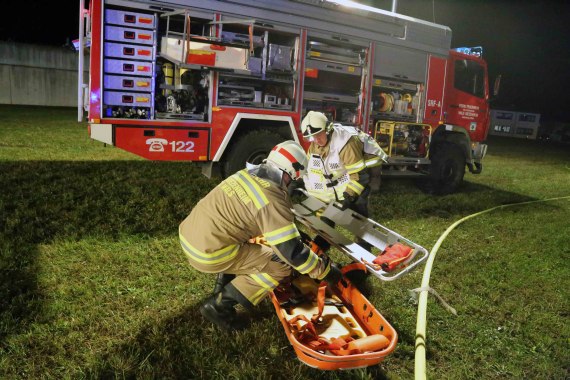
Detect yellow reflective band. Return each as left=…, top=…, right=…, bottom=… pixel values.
left=248, top=273, right=279, bottom=305
left=250, top=273, right=279, bottom=289
left=296, top=251, right=319, bottom=274
left=249, top=288, right=268, bottom=305
left=345, top=159, right=365, bottom=174
left=316, top=262, right=331, bottom=280
left=307, top=189, right=335, bottom=203
left=346, top=180, right=365, bottom=195
left=179, top=229, right=239, bottom=265
left=365, top=157, right=382, bottom=167
left=264, top=223, right=300, bottom=245
left=235, top=170, right=269, bottom=210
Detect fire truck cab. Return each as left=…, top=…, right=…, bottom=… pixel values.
left=78, top=0, right=490, bottom=194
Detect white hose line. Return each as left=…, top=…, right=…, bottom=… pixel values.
left=414, top=195, right=570, bottom=380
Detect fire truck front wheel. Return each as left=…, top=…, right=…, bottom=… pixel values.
left=222, top=130, right=284, bottom=177
left=425, top=142, right=466, bottom=195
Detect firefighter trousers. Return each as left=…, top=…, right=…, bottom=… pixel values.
left=185, top=242, right=292, bottom=308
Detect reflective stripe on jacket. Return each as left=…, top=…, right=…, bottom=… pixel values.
left=304, top=127, right=362, bottom=202
left=179, top=166, right=324, bottom=277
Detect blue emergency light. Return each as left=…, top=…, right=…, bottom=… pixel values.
left=453, top=46, right=483, bottom=57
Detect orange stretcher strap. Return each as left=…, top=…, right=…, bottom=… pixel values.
left=288, top=313, right=361, bottom=356
left=286, top=280, right=374, bottom=356
left=309, top=241, right=325, bottom=256
left=341, top=262, right=367, bottom=275
left=312, top=281, right=327, bottom=323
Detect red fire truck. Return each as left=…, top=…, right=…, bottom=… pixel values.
left=77, top=0, right=492, bottom=194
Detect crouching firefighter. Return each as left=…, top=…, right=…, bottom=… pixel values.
left=178, top=140, right=342, bottom=330
left=300, top=111, right=388, bottom=251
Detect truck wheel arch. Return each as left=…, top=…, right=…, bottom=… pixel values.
left=215, top=114, right=299, bottom=177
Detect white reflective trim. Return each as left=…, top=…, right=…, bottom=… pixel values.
left=90, top=123, right=113, bottom=145
left=212, top=113, right=298, bottom=161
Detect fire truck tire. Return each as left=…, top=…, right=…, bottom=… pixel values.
left=222, top=130, right=284, bottom=177
left=424, top=142, right=465, bottom=195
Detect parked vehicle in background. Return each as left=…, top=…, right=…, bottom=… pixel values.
left=77, top=0, right=493, bottom=194
left=489, top=110, right=540, bottom=140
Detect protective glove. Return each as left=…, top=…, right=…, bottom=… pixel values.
left=341, top=192, right=357, bottom=210
left=288, top=178, right=306, bottom=198
left=323, top=262, right=343, bottom=285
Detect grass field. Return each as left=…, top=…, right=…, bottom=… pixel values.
left=1, top=105, right=569, bottom=379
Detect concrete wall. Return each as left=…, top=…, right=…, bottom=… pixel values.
left=0, top=41, right=89, bottom=107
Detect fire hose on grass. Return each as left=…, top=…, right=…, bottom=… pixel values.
left=414, top=195, right=570, bottom=380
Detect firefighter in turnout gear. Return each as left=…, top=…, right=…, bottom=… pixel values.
left=179, top=140, right=342, bottom=330
left=300, top=111, right=387, bottom=252
left=301, top=111, right=387, bottom=218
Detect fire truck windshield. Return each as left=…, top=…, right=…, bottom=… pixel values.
left=454, top=59, right=485, bottom=98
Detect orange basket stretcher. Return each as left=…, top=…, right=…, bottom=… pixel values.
left=270, top=267, right=398, bottom=370
left=268, top=193, right=430, bottom=369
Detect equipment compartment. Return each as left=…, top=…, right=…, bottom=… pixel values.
left=103, top=75, right=153, bottom=92
left=103, top=58, right=153, bottom=76
left=104, top=25, right=155, bottom=45
left=104, top=42, right=154, bottom=61
left=302, top=35, right=366, bottom=124
left=370, top=77, right=423, bottom=123
left=105, top=9, right=156, bottom=29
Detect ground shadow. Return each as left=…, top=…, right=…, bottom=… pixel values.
left=0, top=160, right=217, bottom=344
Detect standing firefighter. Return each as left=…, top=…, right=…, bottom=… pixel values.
left=179, top=140, right=342, bottom=330
left=300, top=111, right=387, bottom=252
left=301, top=111, right=387, bottom=218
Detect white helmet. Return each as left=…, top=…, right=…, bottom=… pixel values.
left=300, top=111, right=332, bottom=139
left=266, top=140, right=307, bottom=181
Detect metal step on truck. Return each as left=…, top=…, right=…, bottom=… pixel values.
left=77, top=0, right=494, bottom=194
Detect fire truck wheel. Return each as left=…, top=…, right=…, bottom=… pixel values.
left=424, top=142, right=465, bottom=195
left=222, top=130, right=284, bottom=177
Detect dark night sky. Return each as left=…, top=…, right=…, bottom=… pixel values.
left=2, top=0, right=570, bottom=122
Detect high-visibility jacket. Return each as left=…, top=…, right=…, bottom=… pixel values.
left=304, top=125, right=386, bottom=203
left=179, top=165, right=329, bottom=279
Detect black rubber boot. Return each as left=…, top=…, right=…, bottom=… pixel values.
left=200, top=286, right=244, bottom=331
left=212, top=273, right=236, bottom=295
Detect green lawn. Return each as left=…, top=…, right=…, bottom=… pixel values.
left=1, top=105, right=569, bottom=379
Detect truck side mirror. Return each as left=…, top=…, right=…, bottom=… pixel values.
left=493, top=74, right=502, bottom=97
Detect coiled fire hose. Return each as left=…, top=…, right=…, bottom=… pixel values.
left=414, top=195, right=570, bottom=380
